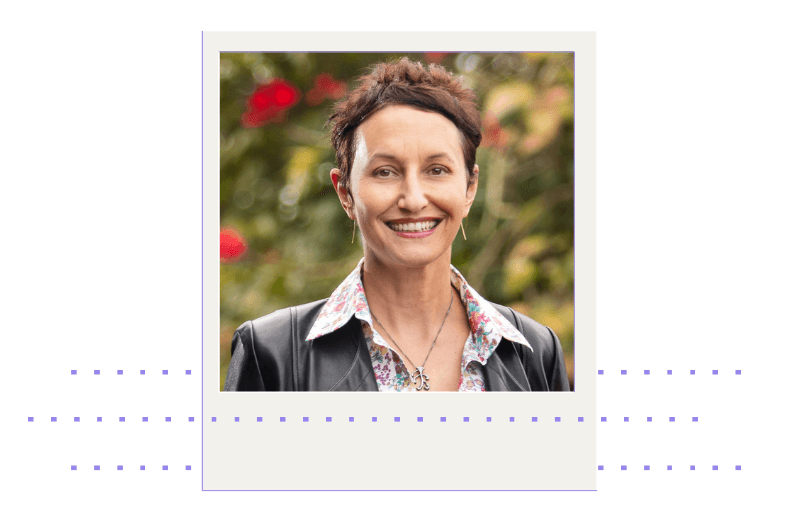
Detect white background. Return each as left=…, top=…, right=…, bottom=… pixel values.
left=2, top=2, right=798, bottom=509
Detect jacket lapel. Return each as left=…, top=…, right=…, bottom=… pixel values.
left=483, top=339, right=531, bottom=391
left=303, top=309, right=529, bottom=392
left=307, top=317, right=378, bottom=391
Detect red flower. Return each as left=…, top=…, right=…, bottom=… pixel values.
left=220, top=228, right=247, bottom=262
left=250, top=89, right=271, bottom=110
left=241, top=78, right=301, bottom=128
left=423, top=53, right=449, bottom=64
left=249, top=79, right=300, bottom=111
left=315, top=74, right=346, bottom=97
left=306, top=73, right=347, bottom=106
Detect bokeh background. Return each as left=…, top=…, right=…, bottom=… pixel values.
left=219, top=52, right=575, bottom=390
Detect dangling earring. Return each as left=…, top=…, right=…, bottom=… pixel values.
left=351, top=219, right=356, bottom=243
left=460, top=220, right=467, bottom=240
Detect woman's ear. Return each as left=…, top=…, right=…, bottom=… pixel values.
left=330, top=168, right=353, bottom=219
left=464, top=164, right=479, bottom=217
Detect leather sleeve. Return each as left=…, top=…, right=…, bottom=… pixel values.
left=224, top=321, right=267, bottom=391
left=224, top=305, right=309, bottom=391
left=542, top=326, right=571, bottom=391
left=222, top=300, right=329, bottom=391
left=513, top=310, right=571, bottom=391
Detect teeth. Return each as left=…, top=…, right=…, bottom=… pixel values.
left=389, top=220, right=438, bottom=232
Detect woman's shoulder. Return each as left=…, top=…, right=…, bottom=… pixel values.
left=488, top=302, right=570, bottom=391
left=237, top=298, right=329, bottom=346
left=225, top=299, right=330, bottom=391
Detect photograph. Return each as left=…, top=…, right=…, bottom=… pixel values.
left=220, top=52, right=575, bottom=392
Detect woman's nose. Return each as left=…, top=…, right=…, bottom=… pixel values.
left=397, top=173, right=428, bottom=211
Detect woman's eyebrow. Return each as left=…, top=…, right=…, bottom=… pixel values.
left=368, top=152, right=455, bottom=164
left=425, top=153, right=455, bottom=163
left=368, top=153, right=402, bottom=163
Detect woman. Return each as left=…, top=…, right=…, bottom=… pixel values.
left=224, top=57, right=569, bottom=392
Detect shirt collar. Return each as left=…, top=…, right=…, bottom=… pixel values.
left=305, top=258, right=532, bottom=361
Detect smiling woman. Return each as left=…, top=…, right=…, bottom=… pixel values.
left=224, top=57, right=570, bottom=392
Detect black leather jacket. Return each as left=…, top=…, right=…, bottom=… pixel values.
left=224, top=298, right=570, bottom=391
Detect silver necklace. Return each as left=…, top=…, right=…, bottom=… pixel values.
left=370, top=289, right=454, bottom=391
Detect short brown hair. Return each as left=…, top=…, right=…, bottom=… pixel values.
left=328, top=57, right=482, bottom=197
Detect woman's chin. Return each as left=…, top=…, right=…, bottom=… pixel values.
left=369, top=245, right=451, bottom=270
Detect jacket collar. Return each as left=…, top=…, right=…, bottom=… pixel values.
left=306, top=258, right=532, bottom=368
left=311, top=315, right=531, bottom=392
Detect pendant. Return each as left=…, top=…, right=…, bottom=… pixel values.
left=411, top=367, right=430, bottom=391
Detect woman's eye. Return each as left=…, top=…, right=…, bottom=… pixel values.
left=430, top=167, right=447, bottom=175
left=376, top=169, right=393, bottom=177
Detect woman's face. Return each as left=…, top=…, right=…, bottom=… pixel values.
left=332, top=105, right=478, bottom=269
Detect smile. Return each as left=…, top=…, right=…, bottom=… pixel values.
left=385, top=219, right=442, bottom=237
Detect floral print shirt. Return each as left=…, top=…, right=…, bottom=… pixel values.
left=305, top=259, right=532, bottom=392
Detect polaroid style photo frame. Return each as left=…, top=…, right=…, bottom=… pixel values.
left=202, top=31, right=596, bottom=490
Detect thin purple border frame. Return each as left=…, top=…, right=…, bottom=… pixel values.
left=202, top=30, right=205, bottom=492
left=202, top=33, right=592, bottom=492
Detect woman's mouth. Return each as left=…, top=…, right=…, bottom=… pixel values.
left=385, top=219, right=442, bottom=237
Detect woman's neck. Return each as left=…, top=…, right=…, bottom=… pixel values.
left=361, top=251, right=456, bottom=346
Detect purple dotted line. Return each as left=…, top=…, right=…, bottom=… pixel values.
left=29, top=417, right=196, bottom=422
left=33, top=416, right=702, bottom=423
left=71, top=465, right=192, bottom=471
left=207, top=416, right=591, bottom=422
left=72, top=464, right=741, bottom=471
left=598, top=369, right=741, bottom=375
left=598, top=465, right=741, bottom=471
left=70, top=369, right=193, bottom=375
left=601, top=416, right=700, bottom=422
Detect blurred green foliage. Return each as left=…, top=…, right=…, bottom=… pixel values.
left=220, top=52, right=575, bottom=390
